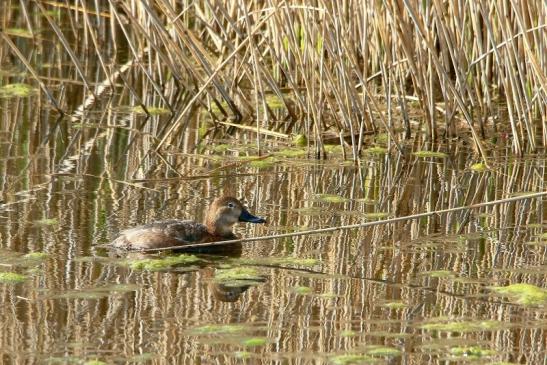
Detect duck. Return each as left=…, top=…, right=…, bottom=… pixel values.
left=112, top=196, right=266, bottom=250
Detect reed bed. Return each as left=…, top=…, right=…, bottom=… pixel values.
left=1, top=0, right=545, bottom=160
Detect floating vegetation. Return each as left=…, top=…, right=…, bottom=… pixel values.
left=189, top=324, right=245, bottom=336
left=470, top=163, right=488, bottom=172
left=340, top=330, right=357, bottom=337
left=488, top=283, right=547, bottom=306
left=292, top=286, right=313, bottom=295
left=83, top=360, right=108, bottom=365
left=250, top=157, right=276, bottom=169
left=413, top=151, right=448, bottom=158
left=315, top=194, right=350, bottom=203
left=274, top=148, right=307, bottom=158
left=53, top=284, right=139, bottom=299
left=234, top=256, right=319, bottom=267
left=33, top=218, right=58, bottom=226
left=213, top=267, right=266, bottom=288
left=293, top=134, right=308, bottom=147
left=234, top=351, right=251, bottom=359
left=329, top=353, right=376, bottom=365
left=0, top=83, right=36, bottom=98
left=323, top=145, right=344, bottom=153
left=363, top=146, right=388, bottom=155
left=419, top=270, right=455, bottom=278
left=365, top=346, right=401, bottom=357
left=4, top=28, right=33, bottom=38
left=23, top=252, right=48, bottom=260
left=449, top=346, right=496, bottom=358
left=127, top=254, right=201, bottom=271
left=0, top=272, right=27, bottom=283
left=318, top=292, right=339, bottom=299
left=241, top=337, right=267, bottom=347
left=362, top=212, right=389, bottom=220
left=419, top=320, right=504, bottom=332
left=132, top=105, right=170, bottom=115
left=379, top=302, right=407, bottom=309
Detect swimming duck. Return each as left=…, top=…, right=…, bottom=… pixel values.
left=112, top=196, right=266, bottom=250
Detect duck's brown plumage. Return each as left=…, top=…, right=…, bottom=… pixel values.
left=111, top=196, right=266, bottom=250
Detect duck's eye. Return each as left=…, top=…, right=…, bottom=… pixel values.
left=227, top=202, right=235, bottom=208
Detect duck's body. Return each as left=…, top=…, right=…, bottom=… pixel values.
left=112, top=196, right=265, bottom=250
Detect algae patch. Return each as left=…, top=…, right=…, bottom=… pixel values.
left=0, top=272, right=27, bottom=283
left=449, top=346, right=496, bottom=358
left=363, top=146, right=388, bottom=155
left=488, top=283, right=547, bottom=306
left=413, top=150, right=447, bottom=158
left=128, top=254, right=201, bottom=271
left=329, top=354, right=376, bottom=364
left=419, top=319, right=504, bottom=332
left=213, top=267, right=266, bottom=288
left=315, top=194, right=349, bottom=203
left=292, top=286, right=313, bottom=295
left=0, top=83, right=37, bottom=98
left=234, top=256, right=319, bottom=267
left=23, top=252, right=48, bottom=260
left=190, top=324, right=245, bottom=335
left=470, top=162, right=488, bottom=172
left=241, top=337, right=267, bottom=347
left=132, top=105, right=170, bottom=115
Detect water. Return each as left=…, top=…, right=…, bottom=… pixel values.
left=1, top=3, right=546, bottom=363
left=1, top=124, right=545, bottom=363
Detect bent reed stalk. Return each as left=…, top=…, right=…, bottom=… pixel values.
left=130, top=190, right=547, bottom=253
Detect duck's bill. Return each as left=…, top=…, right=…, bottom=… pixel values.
left=239, top=209, right=266, bottom=223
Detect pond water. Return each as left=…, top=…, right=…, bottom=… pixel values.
left=1, top=2, right=546, bottom=364
left=0, top=108, right=545, bottom=364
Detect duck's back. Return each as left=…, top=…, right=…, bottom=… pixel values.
left=112, top=219, right=210, bottom=249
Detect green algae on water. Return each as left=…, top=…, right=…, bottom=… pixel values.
left=470, top=162, right=488, bottom=172
left=250, top=157, right=276, bottom=168
left=274, top=147, right=307, bottom=158
left=419, top=270, right=455, bottom=278
left=23, top=252, right=48, bottom=260
left=363, top=146, right=388, bottom=155
left=365, top=346, right=401, bottom=357
left=292, top=286, right=313, bottom=295
left=241, top=337, right=267, bottom=347
left=34, top=218, right=58, bottom=226
left=190, top=324, right=245, bottom=335
left=293, top=134, right=308, bottom=147
left=84, top=360, right=108, bottom=365
left=132, top=105, right=170, bottom=115
left=488, top=283, right=547, bottom=306
left=329, top=353, right=376, bottom=365
left=340, top=330, right=357, bottom=337
left=234, top=256, right=318, bottom=267
left=0, top=83, right=37, bottom=98
left=449, top=346, right=496, bottom=358
left=213, top=267, right=266, bottom=287
left=0, top=272, right=27, bottom=283
left=362, top=212, right=389, bottom=220
left=5, top=28, right=33, bottom=38
left=128, top=254, right=201, bottom=271
left=413, top=150, right=447, bottom=158
left=419, top=319, right=504, bottom=332
left=234, top=351, right=252, bottom=359
left=379, top=301, right=407, bottom=309
left=315, top=194, right=349, bottom=203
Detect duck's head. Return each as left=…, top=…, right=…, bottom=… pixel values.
left=206, top=196, right=266, bottom=237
